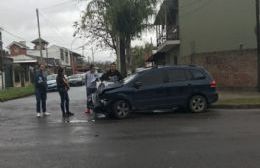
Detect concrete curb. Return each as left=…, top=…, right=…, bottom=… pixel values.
left=211, top=104, right=260, bottom=109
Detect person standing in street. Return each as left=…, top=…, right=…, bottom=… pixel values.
left=85, top=64, right=98, bottom=113
left=56, top=67, right=74, bottom=118
left=35, top=64, right=50, bottom=117
left=100, top=62, right=123, bottom=82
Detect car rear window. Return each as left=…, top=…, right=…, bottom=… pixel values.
left=190, top=69, right=206, bottom=80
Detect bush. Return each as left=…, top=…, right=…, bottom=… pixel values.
left=0, top=85, right=35, bottom=102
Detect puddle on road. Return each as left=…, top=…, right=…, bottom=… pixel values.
left=48, top=115, right=106, bottom=124
left=66, top=119, right=89, bottom=123
left=48, top=118, right=92, bottom=124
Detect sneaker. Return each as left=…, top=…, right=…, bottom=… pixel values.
left=85, top=108, right=90, bottom=113
left=37, top=113, right=41, bottom=117
left=43, top=112, right=51, bottom=116
left=67, top=112, right=74, bottom=116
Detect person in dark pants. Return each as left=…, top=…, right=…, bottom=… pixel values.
left=35, top=64, right=50, bottom=117
left=56, top=67, right=74, bottom=118
left=100, top=62, right=123, bottom=82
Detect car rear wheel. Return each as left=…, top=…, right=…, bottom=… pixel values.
left=189, top=95, right=207, bottom=113
left=112, top=100, right=131, bottom=119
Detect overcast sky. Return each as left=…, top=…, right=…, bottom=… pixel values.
left=0, top=0, right=158, bottom=62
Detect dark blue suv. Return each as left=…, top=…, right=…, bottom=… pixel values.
left=94, top=65, right=218, bottom=119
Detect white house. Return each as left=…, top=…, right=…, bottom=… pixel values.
left=48, top=45, right=71, bottom=67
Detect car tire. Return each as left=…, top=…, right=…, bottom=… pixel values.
left=189, top=95, right=207, bottom=113
left=112, top=100, right=131, bottom=119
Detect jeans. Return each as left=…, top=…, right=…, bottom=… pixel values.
left=86, top=87, right=97, bottom=109
left=58, top=88, right=70, bottom=114
left=35, top=89, right=47, bottom=113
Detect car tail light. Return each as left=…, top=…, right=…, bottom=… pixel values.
left=210, top=80, right=216, bottom=88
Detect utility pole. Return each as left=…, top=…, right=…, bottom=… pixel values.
left=46, top=45, right=49, bottom=69
left=92, top=47, right=94, bottom=63
left=82, top=45, right=85, bottom=63
left=0, top=28, right=4, bottom=90
left=36, top=8, right=43, bottom=62
left=256, top=0, right=260, bottom=92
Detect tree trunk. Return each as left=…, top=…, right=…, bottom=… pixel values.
left=125, top=36, right=132, bottom=72
left=115, top=36, right=121, bottom=71
left=119, top=35, right=127, bottom=77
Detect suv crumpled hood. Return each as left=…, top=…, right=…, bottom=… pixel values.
left=97, top=81, right=123, bottom=94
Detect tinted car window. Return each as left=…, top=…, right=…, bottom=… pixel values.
left=137, top=70, right=165, bottom=86
left=191, top=69, right=206, bottom=80
left=185, top=70, right=193, bottom=80
left=167, top=69, right=187, bottom=82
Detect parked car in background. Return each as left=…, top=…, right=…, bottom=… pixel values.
left=68, top=74, right=84, bottom=86
left=93, top=65, right=218, bottom=119
left=47, top=74, right=58, bottom=91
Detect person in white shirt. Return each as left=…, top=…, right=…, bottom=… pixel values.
left=85, top=64, right=98, bottom=113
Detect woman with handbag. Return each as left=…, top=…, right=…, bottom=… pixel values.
left=56, top=67, right=74, bottom=118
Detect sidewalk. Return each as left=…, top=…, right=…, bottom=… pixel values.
left=213, top=91, right=260, bottom=109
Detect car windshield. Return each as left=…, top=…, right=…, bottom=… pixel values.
left=123, top=73, right=138, bottom=84
left=47, top=75, right=57, bottom=81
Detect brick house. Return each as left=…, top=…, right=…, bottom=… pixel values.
left=8, top=41, right=28, bottom=56
left=7, top=41, right=37, bottom=87
left=0, top=49, right=13, bottom=89
left=150, top=0, right=259, bottom=90
left=6, top=39, right=84, bottom=87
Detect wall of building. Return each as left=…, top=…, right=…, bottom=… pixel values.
left=164, top=49, right=175, bottom=65
left=10, top=45, right=27, bottom=56
left=178, top=0, right=256, bottom=58
left=12, top=64, right=32, bottom=88
left=180, top=49, right=257, bottom=90
left=27, top=50, right=48, bottom=58
left=48, top=46, right=61, bottom=60
left=48, top=45, right=71, bottom=66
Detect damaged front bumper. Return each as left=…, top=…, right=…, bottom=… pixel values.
left=91, top=93, right=112, bottom=113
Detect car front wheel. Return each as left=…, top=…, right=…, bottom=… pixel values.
left=189, top=95, right=207, bottom=113
left=112, top=100, right=131, bottom=119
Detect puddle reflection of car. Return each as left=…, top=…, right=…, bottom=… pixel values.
left=93, top=65, right=218, bottom=119
left=68, top=74, right=84, bottom=86
left=47, top=74, right=58, bottom=91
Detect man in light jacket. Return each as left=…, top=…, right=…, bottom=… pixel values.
left=85, top=64, right=97, bottom=113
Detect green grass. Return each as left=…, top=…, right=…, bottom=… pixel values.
left=0, top=85, right=35, bottom=102
left=217, top=98, right=260, bottom=105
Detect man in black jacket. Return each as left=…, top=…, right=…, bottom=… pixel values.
left=100, top=63, right=123, bottom=82
left=35, top=64, right=49, bottom=117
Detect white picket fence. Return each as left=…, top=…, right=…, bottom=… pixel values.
left=0, top=72, right=5, bottom=90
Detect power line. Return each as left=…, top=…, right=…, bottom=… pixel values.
left=38, top=11, right=69, bottom=45
left=1, top=28, right=26, bottom=41
left=39, top=8, right=85, bottom=50
left=40, top=0, right=78, bottom=10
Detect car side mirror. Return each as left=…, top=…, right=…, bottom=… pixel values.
left=133, top=82, right=142, bottom=88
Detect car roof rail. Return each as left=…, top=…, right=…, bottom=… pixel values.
left=188, top=64, right=198, bottom=67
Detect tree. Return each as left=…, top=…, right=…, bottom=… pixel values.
left=131, top=43, right=154, bottom=71
left=75, top=0, right=157, bottom=77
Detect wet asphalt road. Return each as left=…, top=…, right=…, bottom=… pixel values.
left=0, top=86, right=260, bottom=168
